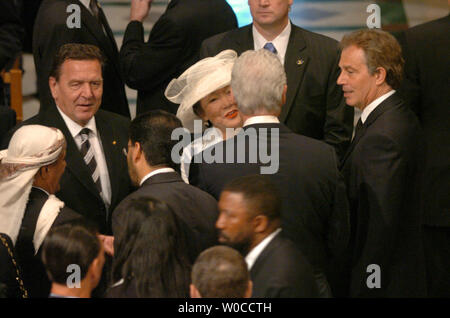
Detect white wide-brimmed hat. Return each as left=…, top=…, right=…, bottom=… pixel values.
left=165, top=49, right=238, bottom=132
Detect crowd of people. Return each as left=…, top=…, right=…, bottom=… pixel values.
left=0, top=0, right=448, bottom=298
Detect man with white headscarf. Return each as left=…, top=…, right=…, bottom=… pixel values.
left=0, top=125, right=82, bottom=297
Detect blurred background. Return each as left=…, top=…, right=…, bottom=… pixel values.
left=20, top=0, right=448, bottom=120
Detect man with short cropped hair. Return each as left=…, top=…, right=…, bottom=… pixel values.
left=190, top=245, right=252, bottom=298
left=42, top=221, right=105, bottom=298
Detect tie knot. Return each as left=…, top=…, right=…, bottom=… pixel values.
left=263, top=42, right=278, bottom=54
left=80, top=128, right=91, bottom=138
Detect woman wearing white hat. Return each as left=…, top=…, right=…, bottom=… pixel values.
left=165, top=50, right=243, bottom=183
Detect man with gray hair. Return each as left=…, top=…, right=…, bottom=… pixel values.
left=189, top=49, right=350, bottom=297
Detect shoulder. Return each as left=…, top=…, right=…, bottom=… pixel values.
left=96, top=110, right=130, bottom=127
left=203, top=25, right=249, bottom=46
left=292, top=24, right=339, bottom=48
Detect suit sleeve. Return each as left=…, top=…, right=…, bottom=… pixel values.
left=119, top=18, right=187, bottom=91
left=350, top=134, right=407, bottom=297
left=326, top=148, right=350, bottom=259
left=323, top=48, right=354, bottom=159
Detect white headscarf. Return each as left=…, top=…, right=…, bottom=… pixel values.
left=0, top=125, right=65, bottom=247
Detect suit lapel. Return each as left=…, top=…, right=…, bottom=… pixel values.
left=235, top=25, right=254, bottom=53
left=340, top=93, right=403, bottom=167
left=95, top=112, right=122, bottom=208
left=250, top=232, right=282, bottom=278
left=279, top=25, right=308, bottom=122
left=41, top=108, right=103, bottom=201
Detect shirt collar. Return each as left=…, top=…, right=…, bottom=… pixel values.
left=253, top=21, right=291, bottom=64
left=79, top=0, right=91, bottom=11
left=32, top=186, right=50, bottom=196
left=139, top=168, right=176, bottom=186
left=245, top=228, right=282, bottom=270
left=361, top=90, right=396, bottom=124
left=57, top=106, right=98, bottom=138
left=243, top=115, right=280, bottom=127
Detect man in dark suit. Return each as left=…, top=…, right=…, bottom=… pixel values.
left=189, top=49, right=350, bottom=297
left=33, top=0, right=129, bottom=117
left=3, top=44, right=131, bottom=235
left=338, top=29, right=426, bottom=297
left=216, top=175, right=319, bottom=297
left=398, top=14, right=450, bottom=297
left=199, top=0, right=353, bottom=159
left=120, top=0, right=237, bottom=115
left=111, top=110, right=219, bottom=263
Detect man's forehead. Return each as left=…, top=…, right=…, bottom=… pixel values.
left=59, top=59, right=102, bottom=75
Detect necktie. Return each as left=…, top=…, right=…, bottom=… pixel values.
left=89, top=0, right=100, bottom=21
left=79, top=128, right=102, bottom=195
left=263, top=42, right=278, bottom=55
left=352, top=118, right=364, bottom=142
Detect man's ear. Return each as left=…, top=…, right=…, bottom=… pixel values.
left=190, top=284, right=201, bottom=298
left=49, top=77, right=58, bottom=100
left=374, top=67, right=387, bottom=86
left=133, top=142, right=143, bottom=162
left=253, top=215, right=269, bottom=233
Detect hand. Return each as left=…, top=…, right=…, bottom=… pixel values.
left=98, top=234, right=115, bottom=257
left=130, top=0, right=153, bottom=22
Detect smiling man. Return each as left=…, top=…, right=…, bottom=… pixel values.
left=338, top=29, right=426, bottom=297
left=3, top=44, right=131, bottom=235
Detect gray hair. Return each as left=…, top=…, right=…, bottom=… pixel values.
left=231, top=49, right=286, bottom=116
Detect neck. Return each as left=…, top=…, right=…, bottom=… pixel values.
left=32, top=178, right=54, bottom=194
left=360, top=85, right=392, bottom=111
left=50, top=282, right=91, bottom=298
left=138, top=164, right=170, bottom=184
left=241, top=112, right=279, bottom=123
left=254, top=19, right=288, bottom=41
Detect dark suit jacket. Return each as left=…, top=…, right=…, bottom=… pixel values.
left=120, top=0, right=237, bottom=115
left=33, top=0, right=129, bottom=117
left=250, top=231, right=319, bottom=298
left=2, top=107, right=132, bottom=234
left=189, top=123, right=350, bottom=284
left=112, top=172, right=219, bottom=262
left=398, top=15, right=450, bottom=227
left=15, top=187, right=83, bottom=298
left=0, top=0, right=24, bottom=70
left=340, top=93, right=426, bottom=297
left=0, top=233, right=26, bottom=298
left=200, top=23, right=354, bottom=159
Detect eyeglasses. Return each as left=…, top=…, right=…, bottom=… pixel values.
left=122, top=148, right=128, bottom=157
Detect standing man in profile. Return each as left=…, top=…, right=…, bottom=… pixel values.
left=338, top=29, right=426, bottom=297
left=200, top=0, right=353, bottom=158
left=3, top=44, right=131, bottom=235
left=33, top=0, right=130, bottom=117
left=120, top=0, right=237, bottom=115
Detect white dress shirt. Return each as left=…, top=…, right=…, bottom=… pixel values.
left=243, top=115, right=280, bottom=127
left=139, top=168, right=176, bottom=186
left=245, top=228, right=282, bottom=270
left=253, top=21, right=291, bottom=65
left=57, top=107, right=112, bottom=207
left=79, top=0, right=92, bottom=13
left=360, top=90, right=396, bottom=124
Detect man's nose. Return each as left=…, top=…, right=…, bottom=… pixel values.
left=81, top=83, right=94, bottom=97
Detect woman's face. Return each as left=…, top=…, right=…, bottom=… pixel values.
left=199, top=85, right=242, bottom=133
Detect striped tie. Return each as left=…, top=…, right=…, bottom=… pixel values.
left=79, top=128, right=102, bottom=195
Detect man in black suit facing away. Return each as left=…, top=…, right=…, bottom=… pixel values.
left=216, top=175, right=319, bottom=298
left=33, top=0, right=129, bottom=117
left=398, top=13, right=450, bottom=297
left=120, top=0, right=237, bottom=115
left=3, top=44, right=131, bottom=235
left=338, top=29, right=426, bottom=297
left=199, top=0, right=353, bottom=159
left=189, top=49, right=350, bottom=297
left=111, top=110, right=219, bottom=263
